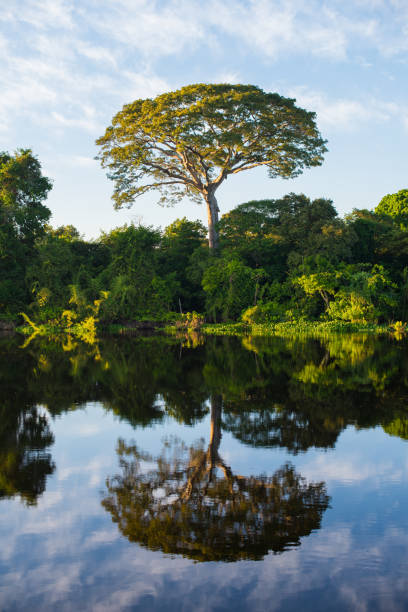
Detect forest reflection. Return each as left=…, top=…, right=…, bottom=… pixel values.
left=1, top=332, right=408, bottom=507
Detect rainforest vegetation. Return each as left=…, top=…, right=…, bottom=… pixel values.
left=1, top=148, right=408, bottom=333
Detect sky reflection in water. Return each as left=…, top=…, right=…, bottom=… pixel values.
left=1, top=333, right=408, bottom=610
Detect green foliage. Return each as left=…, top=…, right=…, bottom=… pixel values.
left=202, top=257, right=261, bottom=321
left=0, top=150, right=52, bottom=315
left=391, top=321, right=407, bottom=334
left=375, top=189, right=408, bottom=227
left=383, top=418, right=408, bottom=440
left=20, top=285, right=109, bottom=345
left=2, top=147, right=408, bottom=331
left=242, top=301, right=287, bottom=324
left=160, top=217, right=207, bottom=311
left=98, top=224, right=179, bottom=320
left=97, top=84, right=326, bottom=208
left=175, top=311, right=205, bottom=329
left=293, top=258, right=397, bottom=324
left=97, top=83, right=326, bottom=248
left=294, top=263, right=337, bottom=310
left=202, top=320, right=389, bottom=337
left=218, top=193, right=354, bottom=273
left=46, top=224, right=82, bottom=241
left=326, top=265, right=397, bottom=323
left=0, top=149, right=52, bottom=245
left=327, top=292, right=376, bottom=323
left=346, top=209, right=391, bottom=265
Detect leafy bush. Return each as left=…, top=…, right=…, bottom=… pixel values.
left=242, top=301, right=286, bottom=324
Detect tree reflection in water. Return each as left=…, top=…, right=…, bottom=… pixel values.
left=3, top=331, right=408, bottom=508
left=0, top=406, right=55, bottom=505
left=102, top=396, right=330, bottom=562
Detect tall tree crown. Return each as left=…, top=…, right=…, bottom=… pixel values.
left=96, top=83, right=327, bottom=210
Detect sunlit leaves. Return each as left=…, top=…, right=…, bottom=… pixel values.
left=96, top=83, right=327, bottom=247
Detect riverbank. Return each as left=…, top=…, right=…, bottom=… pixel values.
left=13, top=317, right=404, bottom=342
left=199, top=321, right=393, bottom=337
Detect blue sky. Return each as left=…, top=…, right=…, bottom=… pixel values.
left=1, top=0, right=407, bottom=237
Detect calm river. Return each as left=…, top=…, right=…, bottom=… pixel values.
left=1, top=333, right=408, bottom=611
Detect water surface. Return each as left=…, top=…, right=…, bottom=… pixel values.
left=1, top=333, right=408, bottom=610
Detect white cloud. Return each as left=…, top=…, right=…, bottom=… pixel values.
left=203, top=0, right=405, bottom=62
left=209, top=0, right=351, bottom=60
left=285, top=86, right=408, bottom=132
left=215, top=71, right=241, bottom=84
left=83, top=529, right=120, bottom=549
left=120, top=71, right=170, bottom=100
left=0, top=0, right=407, bottom=143
left=51, top=110, right=101, bottom=133
left=77, top=43, right=118, bottom=67
left=57, top=456, right=112, bottom=482
left=94, top=0, right=205, bottom=58
left=11, top=0, right=75, bottom=30
left=302, top=453, right=404, bottom=484
left=69, top=155, right=98, bottom=168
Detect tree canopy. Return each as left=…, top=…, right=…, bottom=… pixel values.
left=97, top=83, right=327, bottom=248
left=375, top=189, right=408, bottom=227
left=0, top=149, right=52, bottom=244
left=0, top=150, right=52, bottom=313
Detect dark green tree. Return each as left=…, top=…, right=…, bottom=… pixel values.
left=98, top=224, right=178, bottom=319
left=0, top=149, right=52, bottom=245
left=218, top=194, right=354, bottom=280
left=159, top=217, right=206, bottom=311
left=0, top=150, right=52, bottom=315
left=202, top=256, right=263, bottom=321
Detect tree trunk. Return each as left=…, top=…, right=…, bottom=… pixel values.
left=205, top=190, right=219, bottom=250
left=319, top=289, right=330, bottom=310
left=182, top=394, right=222, bottom=500
left=208, top=394, right=222, bottom=462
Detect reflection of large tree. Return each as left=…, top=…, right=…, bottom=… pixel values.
left=102, top=396, right=329, bottom=562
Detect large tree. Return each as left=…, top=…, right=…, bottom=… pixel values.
left=96, top=84, right=327, bottom=249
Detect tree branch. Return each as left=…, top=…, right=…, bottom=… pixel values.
left=145, top=161, right=198, bottom=188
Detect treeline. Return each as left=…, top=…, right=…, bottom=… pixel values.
left=2, top=149, right=408, bottom=325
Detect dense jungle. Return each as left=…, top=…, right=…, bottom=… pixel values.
left=2, top=150, right=408, bottom=336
